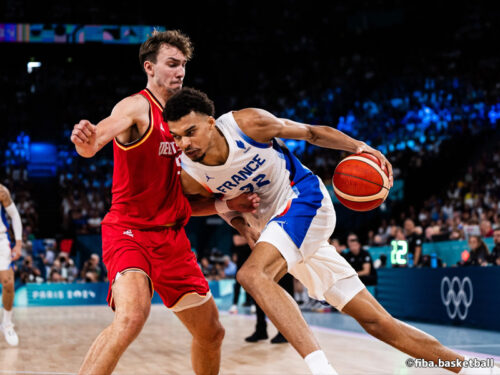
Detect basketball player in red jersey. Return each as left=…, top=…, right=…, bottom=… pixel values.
left=70, top=30, right=258, bottom=375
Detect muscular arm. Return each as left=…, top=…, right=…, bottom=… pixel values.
left=71, top=95, right=150, bottom=158
left=233, top=108, right=393, bottom=185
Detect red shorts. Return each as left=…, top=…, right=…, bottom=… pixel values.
left=102, top=224, right=209, bottom=310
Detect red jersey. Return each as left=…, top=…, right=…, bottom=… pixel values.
left=102, top=88, right=191, bottom=229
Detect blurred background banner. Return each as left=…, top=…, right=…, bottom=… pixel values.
left=377, top=267, right=500, bottom=330
left=0, top=23, right=165, bottom=44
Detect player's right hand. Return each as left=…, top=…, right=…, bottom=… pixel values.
left=227, top=192, right=260, bottom=213
left=71, top=120, right=97, bottom=145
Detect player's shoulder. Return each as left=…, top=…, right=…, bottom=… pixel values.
left=233, top=108, right=272, bottom=122
left=232, top=108, right=276, bottom=132
left=112, top=93, right=150, bottom=117
left=0, top=184, right=10, bottom=201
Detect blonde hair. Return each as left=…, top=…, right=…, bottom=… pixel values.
left=139, top=30, right=193, bottom=71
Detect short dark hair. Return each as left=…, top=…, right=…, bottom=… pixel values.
left=164, top=87, right=215, bottom=122
left=139, top=30, right=193, bottom=72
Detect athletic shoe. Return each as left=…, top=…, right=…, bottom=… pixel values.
left=270, top=332, right=288, bottom=344
left=229, top=305, right=238, bottom=314
left=245, top=330, right=268, bottom=342
left=1, top=323, right=19, bottom=346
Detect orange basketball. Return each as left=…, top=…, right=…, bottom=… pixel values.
left=332, top=153, right=390, bottom=212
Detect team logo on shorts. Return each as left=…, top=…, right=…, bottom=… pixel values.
left=123, top=229, right=134, bottom=238
left=440, top=276, right=473, bottom=320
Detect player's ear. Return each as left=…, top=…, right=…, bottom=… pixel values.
left=208, top=116, right=216, bottom=128
left=144, top=60, right=154, bottom=76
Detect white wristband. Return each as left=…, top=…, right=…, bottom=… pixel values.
left=214, top=198, right=230, bottom=213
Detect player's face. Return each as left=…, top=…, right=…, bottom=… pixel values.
left=169, top=111, right=215, bottom=162
left=149, top=44, right=187, bottom=94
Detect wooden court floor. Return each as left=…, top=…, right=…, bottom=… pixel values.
left=0, top=305, right=453, bottom=374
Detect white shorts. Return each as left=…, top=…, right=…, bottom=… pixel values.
left=0, top=236, right=13, bottom=271
left=257, top=175, right=363, bottom=308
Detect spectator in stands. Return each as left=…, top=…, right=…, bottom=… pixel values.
left=18, top=256, right=41, bottom=284
left=50, top=259, right=62, bottom=280
left=80, top=253, right=103, bottom=282
left=49, top=269, right=63, bottom=283
left=199, top=257, right=216, bottom=280
left=461, top=235, right=489, bottom=266
left=343, top=233, right=377, bottom=286
left=87, top=209, right=103, bottom=234
left=62, top=257, right=79, bottom=282
left=404, top=219, right=424, bottom=266
left=489, top=228, right=500, bottom=266
left=480, top=219, right=494, bottom=238
left=222, top=255, right=237, bottom=278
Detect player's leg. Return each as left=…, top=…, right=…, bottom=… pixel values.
left=339, top=286, right=466, bottom=373
left=271, top=273, right=294, bottom=343
left=78, top=271, right=151, bottom=375
left=175, top=297, right=224, bottom=375
left=0, top=268, right=18, bottom=346
left=237, top=242, right=336, bottom=375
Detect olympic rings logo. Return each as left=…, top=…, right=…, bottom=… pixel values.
left=440, top=276, right=473, bottom=320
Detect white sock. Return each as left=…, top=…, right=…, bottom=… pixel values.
left=3, top=309, right=13, bottom=325
left=304, top=350, right=338, bottom=375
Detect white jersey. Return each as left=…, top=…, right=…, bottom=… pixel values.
left=181, top=111, right=313, bottom=231
left=182, top=112, right=360, bottom=303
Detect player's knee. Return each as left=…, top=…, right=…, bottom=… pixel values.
left=1, top=278, right=14, bottom=292
left=236, top=264, right=264, bottom=290
left=114, top=310, right=148, bottom=338
left=195, top=321, right=225, bottom=348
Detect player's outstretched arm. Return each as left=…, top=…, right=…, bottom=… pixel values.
left=70, top=95, right=149, bottom=158
left=0, top=185, right=22, bottom=261
left=233, top=108, right=393, bottom=187
left=180, top=170, right=260, bottom=216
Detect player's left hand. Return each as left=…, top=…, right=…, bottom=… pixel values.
left=227, top=192, right=260, bottom=213
left=356, top=143, right=394, bottom=188
left=11, top=242, right=22, bottom=261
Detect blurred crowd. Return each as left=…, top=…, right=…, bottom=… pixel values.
left=2, top=1, right=500, bottom=286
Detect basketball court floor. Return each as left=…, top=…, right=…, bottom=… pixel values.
left=0, top=305, right=498, bottom=374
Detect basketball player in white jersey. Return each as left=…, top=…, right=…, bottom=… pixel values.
left=165, top=88, right=497, bottom=375
left=0, top=184, right=22, bottom=346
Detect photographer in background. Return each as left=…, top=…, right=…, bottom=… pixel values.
left=80, top=253, right=104, bottom=282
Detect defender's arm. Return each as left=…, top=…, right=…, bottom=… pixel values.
left=71, top=95, right=150, bottom=158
